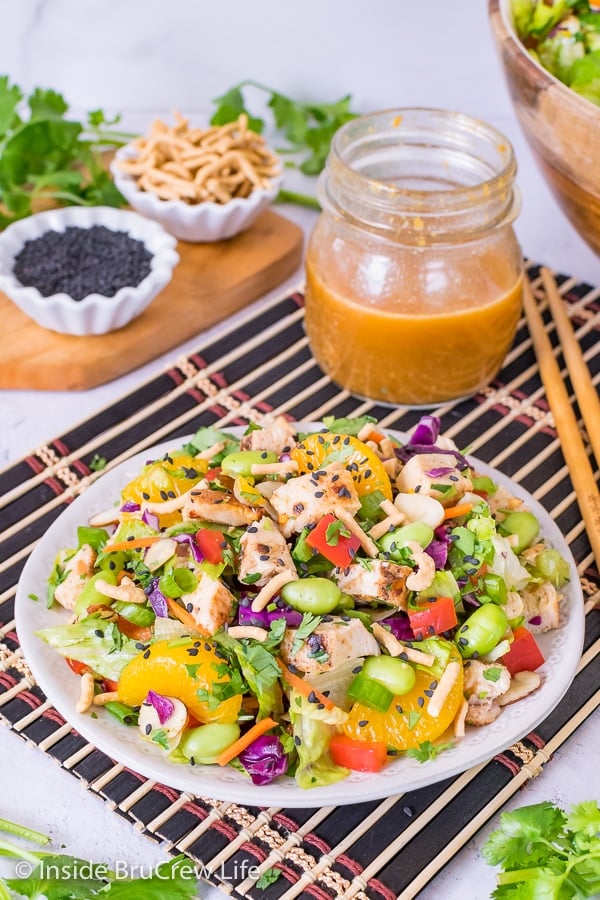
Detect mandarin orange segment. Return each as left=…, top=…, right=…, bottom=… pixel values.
left=121, top=454, right=207, bottom=527
left=291, top=433, right=392, bottom=501
left=342, top=647, right=464, bottom=751
left=117, top=639, right=241, bottom=724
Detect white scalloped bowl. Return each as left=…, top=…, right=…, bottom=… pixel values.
left=111, top=144, right=283, bottom=243
left=0, top=206, right=179, bottom=336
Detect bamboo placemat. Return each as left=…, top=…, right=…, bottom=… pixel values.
left=0, top=262, right=599, bottom=900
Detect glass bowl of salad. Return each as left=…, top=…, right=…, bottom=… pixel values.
left=489, top=0, right=600, bottom=256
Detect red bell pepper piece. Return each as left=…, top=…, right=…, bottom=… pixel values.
left=195, top=528, right=227, bottom=565
left=305, top=513, right=361, bottom=568
left=329, top=734, right=388, bottom=772
left=65, top=657, right=90, bottom=677
left=501, top=625, right=545, bottom=675
left=407, top=596, right=458, bottom=640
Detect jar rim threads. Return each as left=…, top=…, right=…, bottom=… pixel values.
left=319, top=108, right=520, bottom=244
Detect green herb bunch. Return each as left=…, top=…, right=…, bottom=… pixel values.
left=483, top=799, right=600, bottom=897
left=0, top=76, right=132, bottom=228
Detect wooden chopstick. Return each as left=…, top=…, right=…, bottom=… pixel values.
left=541, top=267, right=600, bottom=466
left=522, top=278, right=600, bottom=569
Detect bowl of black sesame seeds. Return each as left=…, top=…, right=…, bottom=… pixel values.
left=0, top=206, right=179, bottom=335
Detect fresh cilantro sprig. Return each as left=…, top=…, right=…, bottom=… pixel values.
left=0, top=76, right=132, bottom=228
left=0, top=816, right=199, bottom=899
left=211, top=80, right=360, bottom=209
left=406, top=740, right=454, bottom=763
left=483, top=799, right=600, bottom=898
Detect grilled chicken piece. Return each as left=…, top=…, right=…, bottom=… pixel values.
left=396, top=453, right=473, bottom=506
left=463, top=660, right=511, bottom=702
left=238, top=520, right=296, bottom=587
left=280, top=616, right=379, bottom=676
left=182, top=489, right=261, bottom=527
left=520, top=581, right=561, bottom=632
left=240, top=416, right=297, bottom=455
left=270, top=462, right=360, bottom=538
left=54, top=544, right=97, bottom=611
left=463, top=659, right=511, bottom=727
left=333, top=560, right=411, bottom=609
left=181, top=572, right=235, bottom=635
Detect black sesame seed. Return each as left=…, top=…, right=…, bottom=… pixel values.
left=143, top=649, right=151, bottom=659
left=358, top=719, right=369, bottom=727
left=414, top=485, right=421, bottom=493
left=396, top=705, right=403, bottom=714
left=13, top=225, right=153, bottom=301
left=159, top=490, right=168, bottom=501
left=145, top=723, right=152, bottom=735
left=167, top=490, right=176, bottom=499
left=108, top=560, right=116, bottom=570
left=417, top=696, right=425, bottom=707
left=94, top=629, right=104, bottom=638
left=314, top=491, right=324, bottom=498
left=186, top=648, right=199, bottom=656
left=142, top=491, right=150, bottom=500
left=424, top=689, right=434, bottom=697
left=294, top=735, right=302, bottom=746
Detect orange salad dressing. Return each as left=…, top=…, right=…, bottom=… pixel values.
left=304, top=251, right=523, bottom=406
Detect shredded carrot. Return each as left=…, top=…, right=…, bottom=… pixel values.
left=215, top=717, right=278, bottom=766
left=104, top=536, right=162, bottom=552
left=443, top=502, right=473, bottom=520
left=165, top=597, right=209, bottom=636
left=366, top=429, right=386, bottom=444
left=277, top=659, right=335, bottom=710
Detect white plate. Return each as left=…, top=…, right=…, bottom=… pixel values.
left=15, top=428, right=584, bottom=808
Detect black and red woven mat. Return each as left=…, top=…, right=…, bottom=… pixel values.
left=0, top=263, right=598, bottom=899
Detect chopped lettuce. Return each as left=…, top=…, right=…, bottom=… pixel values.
left=489, top=535, right=531, bottom=591
left=512, top=0, right=600, bottom=106
left=36, top=617, right=140, bottom=681
left=182, top=427, right=239, bottom=463
left=321, top=415, right=376, bottom=436
left=288, top=692, right=349, bottom=789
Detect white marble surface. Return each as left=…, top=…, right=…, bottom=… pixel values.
left=1, top=1, right=599, bottom=897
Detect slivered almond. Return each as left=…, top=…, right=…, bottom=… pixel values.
left=88, top=507, right=120, bottom=527
left=427, top=660, right=462, bottom=718
left=334, top=506, right=378, bottom=558
left=498, top=671, right=541, bottom=706
left=227, top=626, right=269, bottom=642
left=371, top=623, right=436, bottom=667
left=251, top=570, right=296, bottom=612
left=453, top=699, right=469, bottom=738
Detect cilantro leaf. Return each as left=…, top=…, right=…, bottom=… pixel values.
left=483, top=799, right=600, bottom=896
left=406, top=740, right=454, bottom=763
left=28, top=87, right=69, bottom=121
left=210, top=87, right=264, bottom=133
left=291, top=613, right=322, bottom=656
left=256, top=867, right=282, bottom=889
left=325, top=518, right=351, bottom=547
left=89, top=454, right=107, bottom=472
left=0, top=75, right=23, bottom=136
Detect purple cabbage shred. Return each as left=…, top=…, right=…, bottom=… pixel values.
left=172, top=533, right=205, bottom=564
left=237, top=601, right=303, bottom=629
left=238, top=733, right=288, bottom=785
left=146, top=689, right=174, bottom=724
left=141, top=509, right=160, bottom=531
left=146, top=577, right=169, bottom=618
left=120, top=500, right=141, bottom=513
left=528, top=615, right=542, bottom=626
left=382, top=613, right=415, bottom=642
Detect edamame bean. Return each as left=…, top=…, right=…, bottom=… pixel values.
left=74, top=570, right=117, bottom=617
left=334, top=592, right=355, bottom=612
left=281, top=578, right=341, bottom=614
left=533, top=549, right=570, bottom=587
left=362, top=655, right=416, bottom=696
left=499, top=511, right=540, bottom=553
left=456, top=603, right=508, bottom=658
left=221, top=450, right=278, bottom=477
left=379, top=522, right=434, bottom=560
left=179, top=723, right=240, bottom=764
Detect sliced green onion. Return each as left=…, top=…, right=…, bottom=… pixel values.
left=347, top=672, right=394, bottom=712
left=104, top=701, right=139, bottom=726
left=159, top=567, right=198, bottom=598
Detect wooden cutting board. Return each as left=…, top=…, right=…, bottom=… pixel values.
left=0, top=209, right=303, bottom=391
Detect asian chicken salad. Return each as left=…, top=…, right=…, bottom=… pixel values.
left=35, top=415, right=570, bottom=788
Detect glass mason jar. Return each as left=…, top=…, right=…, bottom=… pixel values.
left=304, top=108, right=523, bottom=406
